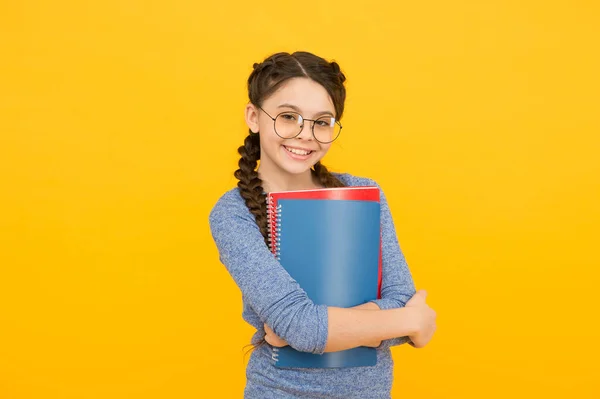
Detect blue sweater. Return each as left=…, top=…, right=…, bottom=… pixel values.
left=209, top=173, right=416, bottom=398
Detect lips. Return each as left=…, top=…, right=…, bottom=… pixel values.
left=282, top=145, right=315, bottom=161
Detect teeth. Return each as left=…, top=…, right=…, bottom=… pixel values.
left=285, top=146, right=311, bottom=156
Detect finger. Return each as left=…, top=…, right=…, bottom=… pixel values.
left=264, top=333, right=273, bottom=345
left=265, top=333, right=287, bottom=347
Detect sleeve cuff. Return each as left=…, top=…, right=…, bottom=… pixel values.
left=380, top=336, right=412, bottom=349
left=369, top=298, right=401, bottom=310
left=312, top=304, right=329, bottom=355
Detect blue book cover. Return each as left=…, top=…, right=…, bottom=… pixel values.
left=267, top=191, right=380, bottom=368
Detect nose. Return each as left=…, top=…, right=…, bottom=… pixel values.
left=296, top=119, right=314, bottom=141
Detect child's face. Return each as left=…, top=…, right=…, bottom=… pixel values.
left=251, top=77, right=335, bottom=177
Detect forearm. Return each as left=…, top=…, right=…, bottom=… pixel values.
left=323, top=306, right=414, bottom=353
left=351, top=302, right=380, bottom=311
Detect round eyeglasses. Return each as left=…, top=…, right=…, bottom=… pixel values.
left=258, top=106, right=342, bottom=144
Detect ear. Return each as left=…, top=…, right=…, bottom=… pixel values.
left=245, top=103, right=260, bottom=133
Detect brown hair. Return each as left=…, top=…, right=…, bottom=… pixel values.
left=235, top=51, right=347, bottom=353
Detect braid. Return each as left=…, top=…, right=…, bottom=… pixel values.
left=235, top=131, right=276, bottom=355
left=233, top=131, right=269, bottom=246
left=312, top=161, right=345, bottom=188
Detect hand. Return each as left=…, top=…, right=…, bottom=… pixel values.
left=405, top=290, right=437, bottom=348
left=264, top=323, right=289, bottom=347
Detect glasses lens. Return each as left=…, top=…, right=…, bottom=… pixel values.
left=275, top=112, right=303, bottom=138
left=313, top=117, right=341, bottom=143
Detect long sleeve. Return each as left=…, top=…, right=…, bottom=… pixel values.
left=209, top=191, right=329, bottom=354
left=367, top=180, right=417, bottom=349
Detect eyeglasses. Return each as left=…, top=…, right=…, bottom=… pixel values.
left=257, top=106, right=342, bottom=144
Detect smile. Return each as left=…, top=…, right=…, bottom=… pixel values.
left=283, top=145, right=313, bottom=156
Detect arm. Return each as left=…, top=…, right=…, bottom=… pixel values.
left=349, top=302, right=383, bottom=347
left=324, top=306, right=414, bottom=352
left=367, top=180, right=417, bottom=349
left=352, top=302, right=380, bottom=310
left=209, top=194, right=416, bottom=354
left=264, top=302, right=383, bottom=349
left=352, top=302, right=415, bottom=347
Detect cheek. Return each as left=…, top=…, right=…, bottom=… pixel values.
left=258, top=119, right=276, bottom=135
left=318, top=143, right=332, bottom=153
left=259, top=131, right=283, bottom=153
left=259, top=120, right=278, bottom=140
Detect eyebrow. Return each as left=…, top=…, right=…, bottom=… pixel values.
left=277, top=103, right=335, bottom=118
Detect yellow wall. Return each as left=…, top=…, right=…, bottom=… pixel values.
left=1, top=1, right=598, bottom=397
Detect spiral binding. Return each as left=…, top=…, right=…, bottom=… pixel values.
left=267, top=195, right=283, bottom=365
left=266, top=195, right=282, bottom=261
left=271, top=347, right=279, bottom=362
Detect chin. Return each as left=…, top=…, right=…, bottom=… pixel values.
left=278, top=162, right=315, bottom=175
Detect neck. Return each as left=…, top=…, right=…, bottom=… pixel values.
left=258, top=163, right=323, bottom=193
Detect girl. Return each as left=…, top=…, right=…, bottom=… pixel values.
left=209, top=51, right=437, bottom=398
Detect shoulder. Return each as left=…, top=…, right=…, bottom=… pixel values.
left=208, top=187, right=249, bottom=224
left=332, top=172, right=379, bottom=188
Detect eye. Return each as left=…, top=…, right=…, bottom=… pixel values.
left=280, top=113, right=298, bottom=121
left=315, top=118, right=333, bottom=127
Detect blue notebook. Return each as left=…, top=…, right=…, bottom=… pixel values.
left=266, top=187, right=381, bottom=368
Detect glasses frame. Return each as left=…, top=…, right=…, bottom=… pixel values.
left=257, top=106, right=343, bottom=144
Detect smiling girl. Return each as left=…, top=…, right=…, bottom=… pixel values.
left=209, top=51, right=437, bottom=398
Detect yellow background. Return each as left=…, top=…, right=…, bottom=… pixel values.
left=1, top=0, right=599, bottom=397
